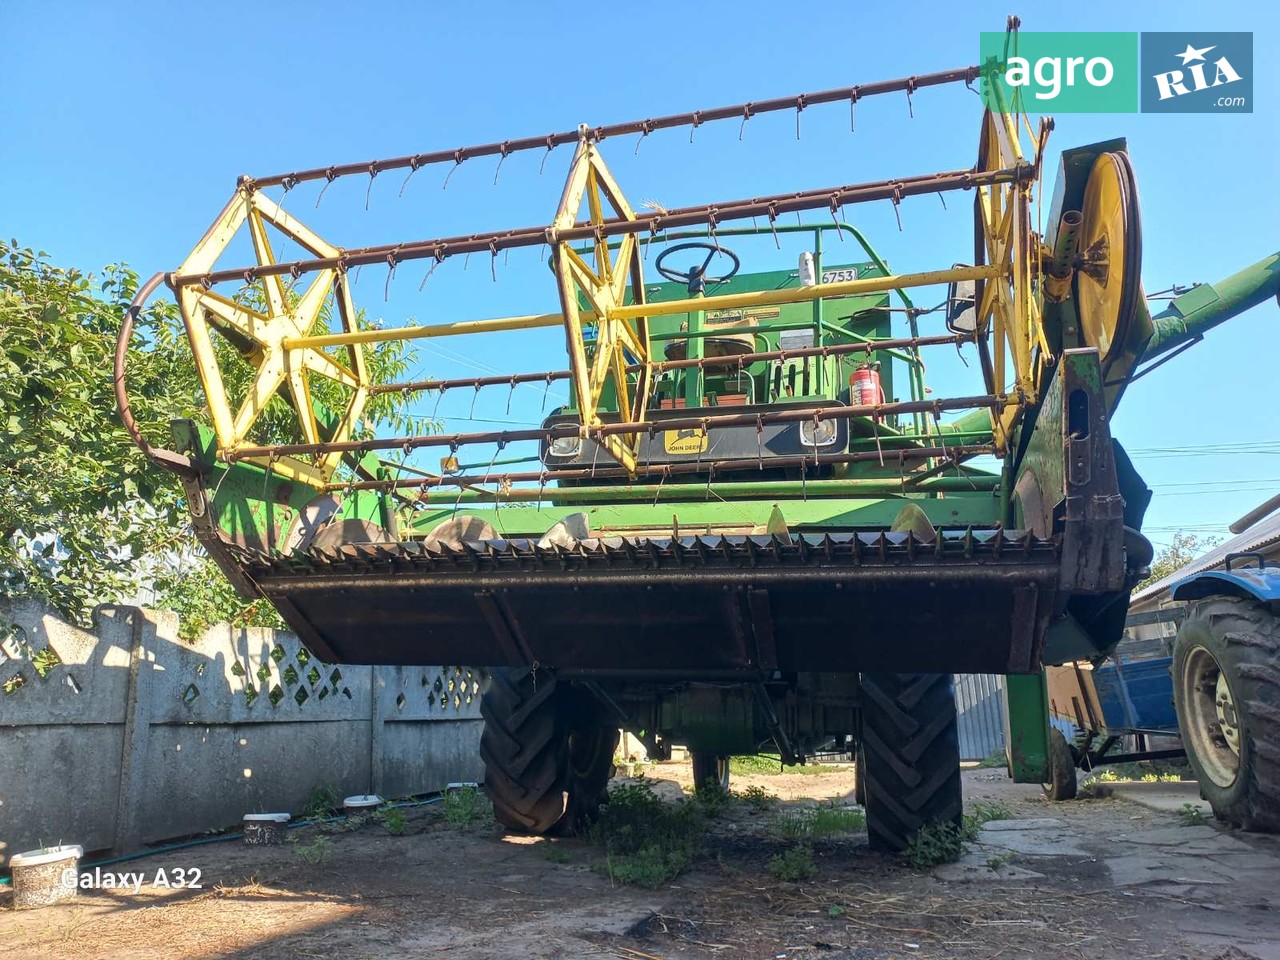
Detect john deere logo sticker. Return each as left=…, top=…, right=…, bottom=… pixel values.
left=664, top=428, right=709, bottom=456
left=1140, top=33, right=1252, bottom=113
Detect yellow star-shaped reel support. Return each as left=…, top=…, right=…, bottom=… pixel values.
left=972, top=107, right=1045, bottom=452
left=550, top=139, right=652, bottom=476
left=173, top=186, right=370, bottom=487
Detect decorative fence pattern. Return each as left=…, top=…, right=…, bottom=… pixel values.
left=0, top=599, right=484, bottom=861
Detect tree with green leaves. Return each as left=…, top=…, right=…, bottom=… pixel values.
left=1137, top=530, right=1222, bottom=591
left=0, top=240, right=427, bottom=635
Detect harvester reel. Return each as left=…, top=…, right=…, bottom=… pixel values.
left=972, top=108, right=1045, bottom=445
left=551, top=140, right=652, bottom=475
left=1074, top=152, right=1142, bottom=363
left=173, top=187, right=373, bottom=487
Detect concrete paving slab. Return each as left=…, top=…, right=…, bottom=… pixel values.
left=977, top=819, right=1087, bottom=856
left=1109, top=780, right=1213, bottom=816
left=981, top=817, right=1065, bottom=832
left=931, top=853, right=1045, bottom=883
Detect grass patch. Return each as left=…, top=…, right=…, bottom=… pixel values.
left=736, top=785, right=777, bottom=811
left=768, top=843, right=818, bottom=881
left=729, top=756, right=837, bottom=777
left=730, top=755, right=783, bottom=776
left=543, top=843, right=572, bottom=863
left=976, top=750, right=1007, bottom=769
left=963, top=800, right=1012, bottom=837
left=443, top=786, right=495, bottom=828
left=772, top=803, right=865, bottom=840
left=590, top=782, right=703, bottom=888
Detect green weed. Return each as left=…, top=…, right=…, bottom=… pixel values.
left=903, top=801, right=1015, bottom=870
left=377, top=805, right=407, bottom=836
left=693, top=777, right=732, bottom=813
left=902, top=821, right=966, bottom=869
left=736, top=785, right=777, bottom=811
left=443, top=786, right=495, bottom=828
left=288, top=833, right=332, bottom=864
left=301, top=785, right=339, bottom=821
left=319, top=813, right=365, bottom=834
left=962, top=800, right=1012, bottom=838
left=590, top=782, right=704, bottom=888
left=1180, top=803, right=1207, bottom=826
left=768, top=843, right=818, bottom=881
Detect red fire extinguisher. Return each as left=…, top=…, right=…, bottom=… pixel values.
left=850, top=363, right=884, bottom=406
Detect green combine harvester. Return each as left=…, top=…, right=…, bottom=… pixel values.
left=116, top=33, right=1280, bottom=850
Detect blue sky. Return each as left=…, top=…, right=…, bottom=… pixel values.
left=2, top=0, right=1276, bottom=547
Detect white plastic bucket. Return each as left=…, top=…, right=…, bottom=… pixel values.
left=242, top=813, right=290, bottom=845
left=9, top=844, right=83, bottom=909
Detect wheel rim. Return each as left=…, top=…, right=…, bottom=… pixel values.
left=1180, top=645, right=1241, bottom=788
left=568, top=727, right=607, bottom=780
left=1215, top=672, right=1242, bottom=758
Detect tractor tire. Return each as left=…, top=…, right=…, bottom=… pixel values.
left=1043, top=728, right=1078, bottom=801
left=691, top=753, right=730, bottom=795
left=860, top=672, right=963, bottom=852
left=1173, top=596, right=1280, bottom=832
left=479, top=666, right=618, bottom=835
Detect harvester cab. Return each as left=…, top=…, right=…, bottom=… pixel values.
left=115, top=22, right=1280, bottom=849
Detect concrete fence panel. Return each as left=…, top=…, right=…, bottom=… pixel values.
left=0, top=599, right=483, bottom=862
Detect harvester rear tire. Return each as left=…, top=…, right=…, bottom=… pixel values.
left=691, top=753, right=730, bottom=795
left=1173, top=596, right=1280, bottom=833
left=860, top=672, right=963, bottom=852
left=854, top=742, right=867, bottom=807
left=480, top=667, right=618, bottom=835
left=559, top=722, right=620, bottom=835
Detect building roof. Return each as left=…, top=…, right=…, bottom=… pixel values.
left=1131, top=508, right=1280, bottom=605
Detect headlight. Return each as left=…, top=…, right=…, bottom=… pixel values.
left=800, top=419, right=838, bottom=448
left=547, top=435, right=582, bottom=459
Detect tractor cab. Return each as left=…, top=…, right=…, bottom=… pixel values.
left=540, top=227, right=908, bottom=483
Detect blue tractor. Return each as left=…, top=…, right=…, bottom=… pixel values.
left=1168, top=550, right=1280, bottom=831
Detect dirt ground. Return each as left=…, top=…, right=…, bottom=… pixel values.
left=4, top=762, right=1280, bottom=960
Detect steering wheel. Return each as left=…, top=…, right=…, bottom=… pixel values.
left=655, top=242, right=740, bottom=295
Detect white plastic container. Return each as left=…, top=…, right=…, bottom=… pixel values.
left=9, top=844, right=83, bottom=909
left=242, top=813, right=290, bottom=845
left=343, top=794, right=382, bottom=812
